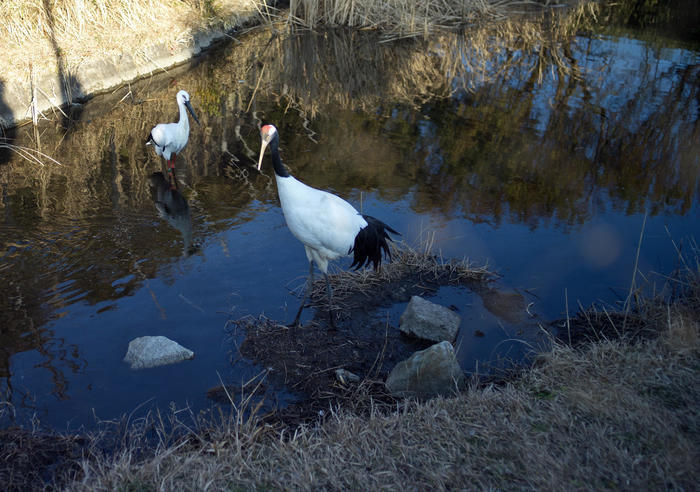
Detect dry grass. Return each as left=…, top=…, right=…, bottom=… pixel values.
left=39, top=246, right=697, bottom=490
left=280, top=0, right=561, bottom=36
left=0, top=0, right=258, bottom=51
left=59, top=289, right=698, bottom=490
left=0, top=426, right=85, bottom=490
left=0, top=0, right=259, bottom=108
left=306, top=239, right=493, bottom=314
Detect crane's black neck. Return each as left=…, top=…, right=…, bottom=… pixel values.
left=269, top=136, right=289, bottom=178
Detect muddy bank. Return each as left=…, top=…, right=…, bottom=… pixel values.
left=0, top=427, right=85, bottom=491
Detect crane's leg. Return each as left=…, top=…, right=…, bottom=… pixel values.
left=170, top=153, right=177, bottom=170
left=290, top=260, right=314, bottom=328
left=167, top=165, right=178, bottom=189
left=324, top=273, right=336, bottom=330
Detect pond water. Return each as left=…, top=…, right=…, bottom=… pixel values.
left=1, top=5, right=698, bottom=430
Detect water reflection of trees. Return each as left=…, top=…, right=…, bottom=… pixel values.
left=245, top=9, right=699, bottom=227
left=6, top=2, right=695, bottom=230
left=404, top=35, right=700, bottom=226
left=0, top=268, right=85, bottom=406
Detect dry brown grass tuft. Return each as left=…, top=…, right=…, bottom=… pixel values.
left=0, top=0, right=259, bottom=52
left=0, top=425, right=85, bottom=490
left=305, top=239, right=493, bottom=314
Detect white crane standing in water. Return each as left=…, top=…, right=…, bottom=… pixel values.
left=146, top=90, right=199, bottom=184
left=256, top=124, right=399, bottom=329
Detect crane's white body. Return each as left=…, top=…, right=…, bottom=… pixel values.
left=148, top=90, right=197, bottom=161
left=276, top=174, right=368, bottom=273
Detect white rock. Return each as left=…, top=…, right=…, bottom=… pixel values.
left=385, top=341, right=465, bottom=399
left=399, top=296, right=461, bottom=342
left=123, top=336, right=194, bottom=369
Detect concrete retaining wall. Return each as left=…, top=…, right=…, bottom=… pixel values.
left=0, top=24, right=254, bottom=130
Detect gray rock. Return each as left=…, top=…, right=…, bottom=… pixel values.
left=123, top=336, right=194, bottom=369
left=386, top=341, right=465, bottom=399
left=399, top=296, right=461, bottom=342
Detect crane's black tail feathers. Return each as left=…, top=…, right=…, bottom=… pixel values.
left=146, top=132, right=155, bottom=145
left=349, top=215, right=400, bottom=271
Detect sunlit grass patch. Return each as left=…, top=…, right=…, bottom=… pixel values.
left=0, top=0, right=260, bottom=109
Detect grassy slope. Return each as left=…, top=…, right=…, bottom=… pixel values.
left=65, top=297, right=698, bottom=490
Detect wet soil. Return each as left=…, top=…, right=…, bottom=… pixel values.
left=0, top=427, right=85, bottom=491
left=553, top=309, right=659, bottom=347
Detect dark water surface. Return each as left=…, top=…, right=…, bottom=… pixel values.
left=1, top=7, right=698, bottom=429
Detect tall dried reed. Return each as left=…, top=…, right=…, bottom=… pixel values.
left=281, top=0, right=557, bottom=35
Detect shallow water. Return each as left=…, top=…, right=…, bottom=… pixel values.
left=0, top=7, right=698, bottom=429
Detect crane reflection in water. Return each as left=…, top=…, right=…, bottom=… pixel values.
left=149, top=172, right=197, bottom=257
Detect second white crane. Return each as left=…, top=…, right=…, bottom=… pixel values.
left=146, top=90, right=199, bottom=181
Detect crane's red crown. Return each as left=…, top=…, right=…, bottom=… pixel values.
left=261, top=124, right=277, bottom=137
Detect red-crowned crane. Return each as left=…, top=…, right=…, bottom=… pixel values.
left=257, top=124, right=399, bottom=328
left=146, top=90, right=200, bottom=182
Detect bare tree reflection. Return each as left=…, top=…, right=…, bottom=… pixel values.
left=0, top=276, right=85, bottom=409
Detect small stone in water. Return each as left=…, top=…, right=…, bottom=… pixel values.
left=123, top=336, right=194, bottom=369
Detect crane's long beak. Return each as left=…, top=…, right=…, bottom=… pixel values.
left=257, top=139, right=269, bottom=171
left=185, top=101, right=200, bottom=125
